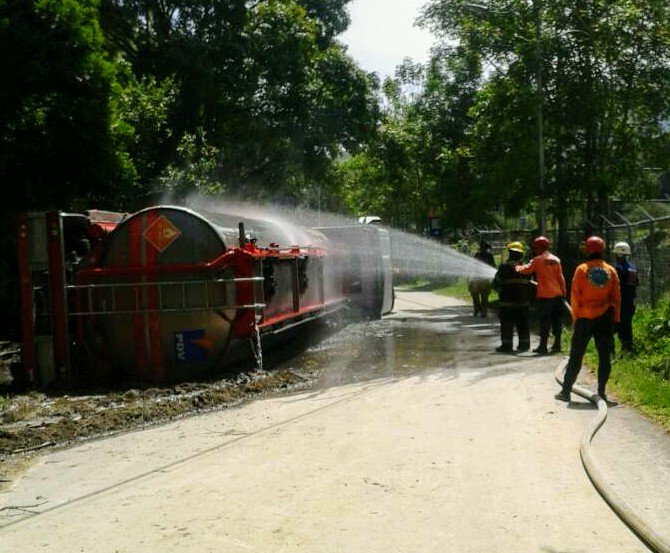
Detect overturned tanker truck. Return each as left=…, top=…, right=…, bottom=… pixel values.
left=17, top=206, right=394, bottom=386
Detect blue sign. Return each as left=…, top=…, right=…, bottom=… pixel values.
left=174, top=329, right=207, bottom=363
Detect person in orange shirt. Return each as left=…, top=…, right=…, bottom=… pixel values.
left=515, top=235, right=567, bottom=354
left=555, top=236, right=621, bottom=404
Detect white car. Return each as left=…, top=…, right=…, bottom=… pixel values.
left=358, top=215, right=382, bottom=225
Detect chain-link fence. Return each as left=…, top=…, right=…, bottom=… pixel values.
left=598, top=208, right=670, bottom=307
left=464, top=204, right=670, bottom=307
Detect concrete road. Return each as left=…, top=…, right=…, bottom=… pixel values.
left=1, top=290, right=668, bottom=552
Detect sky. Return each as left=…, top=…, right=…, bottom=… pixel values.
left=339, top=0, right=437, bottom=81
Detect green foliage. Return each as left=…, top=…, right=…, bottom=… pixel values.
left=337, top=115, right=431, bottom=231
left=610, top=359, right=670, bottom=431
left=643, top=301, right=670, bottom=341
left=157, top=130, right=226, bottom=199
left=431, top=278, right=473, bottom=302
left=0, top=0, right=137, bottom=335
left=631, top=296, right=670, bottom=378
left=581, top=296, right=670, bottom=430
left=96, top=0, right=379, bottom=205
left=352, top=0, right=670, bottom=231
left=113, top=69, right=176, bottom=202
left=0, top=0, right=380, bottom=339
left=0, top=0, right=136, bottom=212
left=335, top=62, right=445, bottom=231
left=298, top=0, right=350, bottom=42
left=336, top=152, right=385, bottom=215
left=2, top=0, right=377, bottom=217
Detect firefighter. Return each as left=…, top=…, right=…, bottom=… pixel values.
left=613, top=241, right=639, bottom=353
left=515, top=235, right=567, bottom=354
left=555, top=236, right=621, bottom=404
left=468, top=240, right=496, bottom=317
left=492, top=242, right=533, bottom=353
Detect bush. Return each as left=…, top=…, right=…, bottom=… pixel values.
left=634, top=296, right=670, bottom=379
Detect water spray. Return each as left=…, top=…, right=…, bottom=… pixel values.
left=180, top=193, right=498, bottom=283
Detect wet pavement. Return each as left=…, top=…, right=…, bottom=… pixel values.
left=290, top=295, right=517, bottom=390
left=1, top=290, right=669, bottom=552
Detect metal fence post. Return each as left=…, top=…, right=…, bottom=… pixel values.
left=601, top=214, right=616, bottom=255
left=649, top=220, right=657, bottom=308
left=639, top=207, right=657, bottom=308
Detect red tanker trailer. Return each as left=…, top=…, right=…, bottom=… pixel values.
left=17, top=205, right=393, bottom=385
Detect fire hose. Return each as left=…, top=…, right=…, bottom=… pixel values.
left=553, top=306, right=670, bottom=553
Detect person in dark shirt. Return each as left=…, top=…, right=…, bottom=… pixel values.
left=612, top=241, right=639, bottom=353
left=492, top=242, right=533, bottom=353
left=468, top=240, right=496, bottom=317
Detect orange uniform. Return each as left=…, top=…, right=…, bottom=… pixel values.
left=570, top=260, right=621, bottom=323
left=516, top=251, right=567, bottom=299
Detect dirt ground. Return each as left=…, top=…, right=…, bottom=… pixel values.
left=0, top=340, right=320, bottom=488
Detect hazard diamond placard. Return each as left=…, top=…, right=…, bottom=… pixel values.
left=144, top=215, right=181, bottom=253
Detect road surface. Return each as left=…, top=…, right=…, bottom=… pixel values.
left=1, top=290, right=668, bottom=552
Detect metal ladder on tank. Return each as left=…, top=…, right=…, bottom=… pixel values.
left=67, top=277, right=265, bottom=315
left=67, top=275, right=268, bottom=371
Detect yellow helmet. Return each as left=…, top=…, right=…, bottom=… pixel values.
left=507, top=241, right=525, bottom=253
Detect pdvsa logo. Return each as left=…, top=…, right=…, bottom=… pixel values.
left=174, top=329, right=207, bottom=363
left=587, top=266, right=610, bottom=288
left=175, top=332, right=187, bottom=362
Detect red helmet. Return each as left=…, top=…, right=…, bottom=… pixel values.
left=585, top=236, right=605, bottom=254
left=533, top=236, right=550, bottom=253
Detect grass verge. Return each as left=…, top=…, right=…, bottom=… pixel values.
left=581, top=297, right=670, bottom=432
left=397, top=277, right=474, bottom=303
left=432, top=278, right=473, bottom=303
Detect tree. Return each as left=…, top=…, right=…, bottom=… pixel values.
left=99, top=0, right=378, bottom=204
left=298, top=0, right=351, bottom=42
left=420, top=0, right=670, bottom=232
left=0, top=0, right=380, bottom=339
left=0, top=0, right=135, bottom=336
left=0, top=0, right=135, bottom=211
left=336, top=69, right=432, bottom=231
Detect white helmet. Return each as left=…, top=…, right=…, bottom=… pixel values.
left=613, top=241, right=631, bottom=256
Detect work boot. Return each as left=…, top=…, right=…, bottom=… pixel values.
left=598, top=389, right=618, bottom=406
left=554, top=390, right=570, bottom=402
left=496, top=345, right=513, bottom=353
left=515, top=344, right=529, bottom=353
left=533, top=338, right=548, bottom=355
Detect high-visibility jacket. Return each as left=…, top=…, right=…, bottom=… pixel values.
left=571, top=259, right=621, bottom=322
left=493, top=261, right=534, bottom=307
left=515, top=251, right=567, bottom=299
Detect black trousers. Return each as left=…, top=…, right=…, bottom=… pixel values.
left=537, top=297, right=564, bottom=344
left=562, top=308, right=614, bottom=396
left=616, top=301, right=636, bottom=350
left=499, top=307, right=530, bottom=350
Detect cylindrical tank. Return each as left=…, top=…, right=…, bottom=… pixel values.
left=72, top=205, right=343, bottom=382
left=76, top=207, right=239, bottom=381
left=18, top=204, right=395, bottom=386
